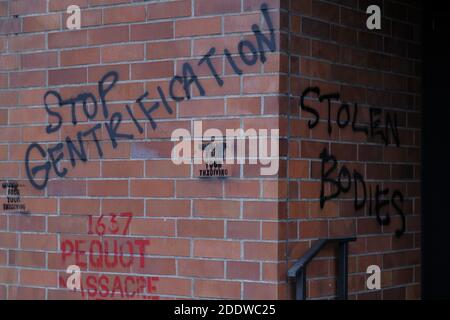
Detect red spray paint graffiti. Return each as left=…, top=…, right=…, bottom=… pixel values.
left=59, top=213, right=160, bottom=300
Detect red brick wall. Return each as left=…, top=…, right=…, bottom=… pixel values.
left=0, top=0, right=422, bottom=300
left=0, top=0, right=288, bottom=299
left=284, top=0, right=422, bottom=299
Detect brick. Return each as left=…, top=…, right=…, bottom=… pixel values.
left=21, top=198, right=57, bottom=214
left=132, top=257, right=175, bottom=275
left=103, top=199, right=144, bottom=216
left=147, top=120, right=191, bottom=139
left=21, top=52, right=58, bottom=69
left=8, top=34, right=45, bottom=52
left=227, top=261, right=260, bottom=280
left=263, top=221, right=287, bottom=242
left=0, top=75, right=10, bottom=90
left=310, top=278, right=336, bottom=298
left=0, top=232, right=18, bottom=248
left=312, top=1, right=339, bottom=23
left=224, top=13, right=261, bottom=33
left=17, top=89, right=47, bottom=106
left=10, top=71, right=45, bottom=88
left=302, top=17, right=330, bottom=40
left=0, top=54, right=20, bottom=71
left=0, top=2, right=7, bottom=17
left=145, top=160, right=189, bottom=178
left=178, top=219, right=224, bottom=238
left=49, top=0, right=89, bottom=11
left=0, top=267, right=17, bottom=283
left=194, top=240, right=240, bottom=259
left=89, top=0, right=130, bottom=6
left=195, top=0, right=241, bottom=15
left=244, top=201, right=279, bottom=220
left=0, top=92, right=19, bottom=108
left=49, top=30, right=87, bottom=48
left=177, top=181, right=223, bottom=198
left=289, top=160, right=309, bottom=178
left=102, top=161, right=144, bottom=178
left=48, top=180, right=86, bottom=196
left=9, top=250, right=46, bottom=267
left=61, top=48, right=100, bottom=66
left=131, top=141, right=173, bottom=159
left=88, top=64, right=130, bottom=82
left=147, top=40, right=191, bottom=59
left=20, top=234, right=58, bottom=251
left=227, top=97, right=261, bottom=116
left=48, top=216, right=88, bottom=234
left=179, top=99, right=225, bottom=117
left=147, top=199, right=190, bottom=217
left=175, top=17, right=221, bottom=37
left=155, top=277, right=191, bottom=296
left=0, top=109, right=7, bottom=125
left=0, top=127, right=21, bottom=142
left=9, top=216, right=45, bottom=232
left=130, top=179, right=174, bottom=197
left=78, top=9, right=103, bottom=27
left=0, top=36, right=5, bottom=52
left=0, top=145, right=7, bottom=160
left=103, top=5, right=146, bottom=24
left=193, top=35, right=241, bottom=56
left=88, top=26, right=129, bottom=45
left=299, top=220, right=329, bottom=238
left=244, top=282, right=278, bottom=299
left=102, top=44, right=145, bottom=63
left=0, top=163, right=20, bottom=178
left=49, top=67, right=87, bottom=85
left=195, top=279, right=240, bottom=299
left=88, top=180, right=129, bottom=197
left=301, top=140, right=328, bottom=158
left=23, top=14, right=61, bottom=32
left=243, top=75, right=283, bottom=94
left=20, top=270, right=57, bottom=287
left=147, top=0, right=191, bottom=20
left=227, top=220, right=260, bottom=239
left=147, top=238, right=190, bottom=257
left=244, top=242, right=280, bottom=261
left=10, top=0, right=47, bottom=15
left=131, top=61, right=173, bottom=80
left=129, top=218, right=175, bottom=237
left=179, top=259, right=224, bottom=278
left=130, top=22, right=173, bottom=41
left=8, top=287, right=45, bottom=300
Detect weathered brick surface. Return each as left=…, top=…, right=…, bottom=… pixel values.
left=285, top=0, right=422, bottom=300
left=0, top=0, right=286, bottom=299
left=0, top=0, right=422, bottom=300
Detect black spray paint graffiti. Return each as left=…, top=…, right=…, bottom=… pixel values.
left=199, top=138, right=229, bottom=178
left=319, top=149, right=405, bottom=237
left=2, top=181, right=27, bottom=213
left=24, top=3, right=276, bottom=190
left=300, top=87, right=400, bottom=147
left=300, top=87, right=406, bottom=237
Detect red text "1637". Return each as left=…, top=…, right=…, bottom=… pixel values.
left=88, top=213, right=132, bottom=236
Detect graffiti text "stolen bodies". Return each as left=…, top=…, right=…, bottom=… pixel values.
left=301, top=87, right=406, bottom=237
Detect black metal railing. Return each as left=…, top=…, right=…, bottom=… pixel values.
left=287, top=237, right=356, bottom=300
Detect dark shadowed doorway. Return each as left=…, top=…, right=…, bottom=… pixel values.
left=422, top=3, right=450, bottom=299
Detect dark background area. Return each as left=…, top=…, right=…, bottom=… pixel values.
left=422, top=3, right=450, bottom=299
